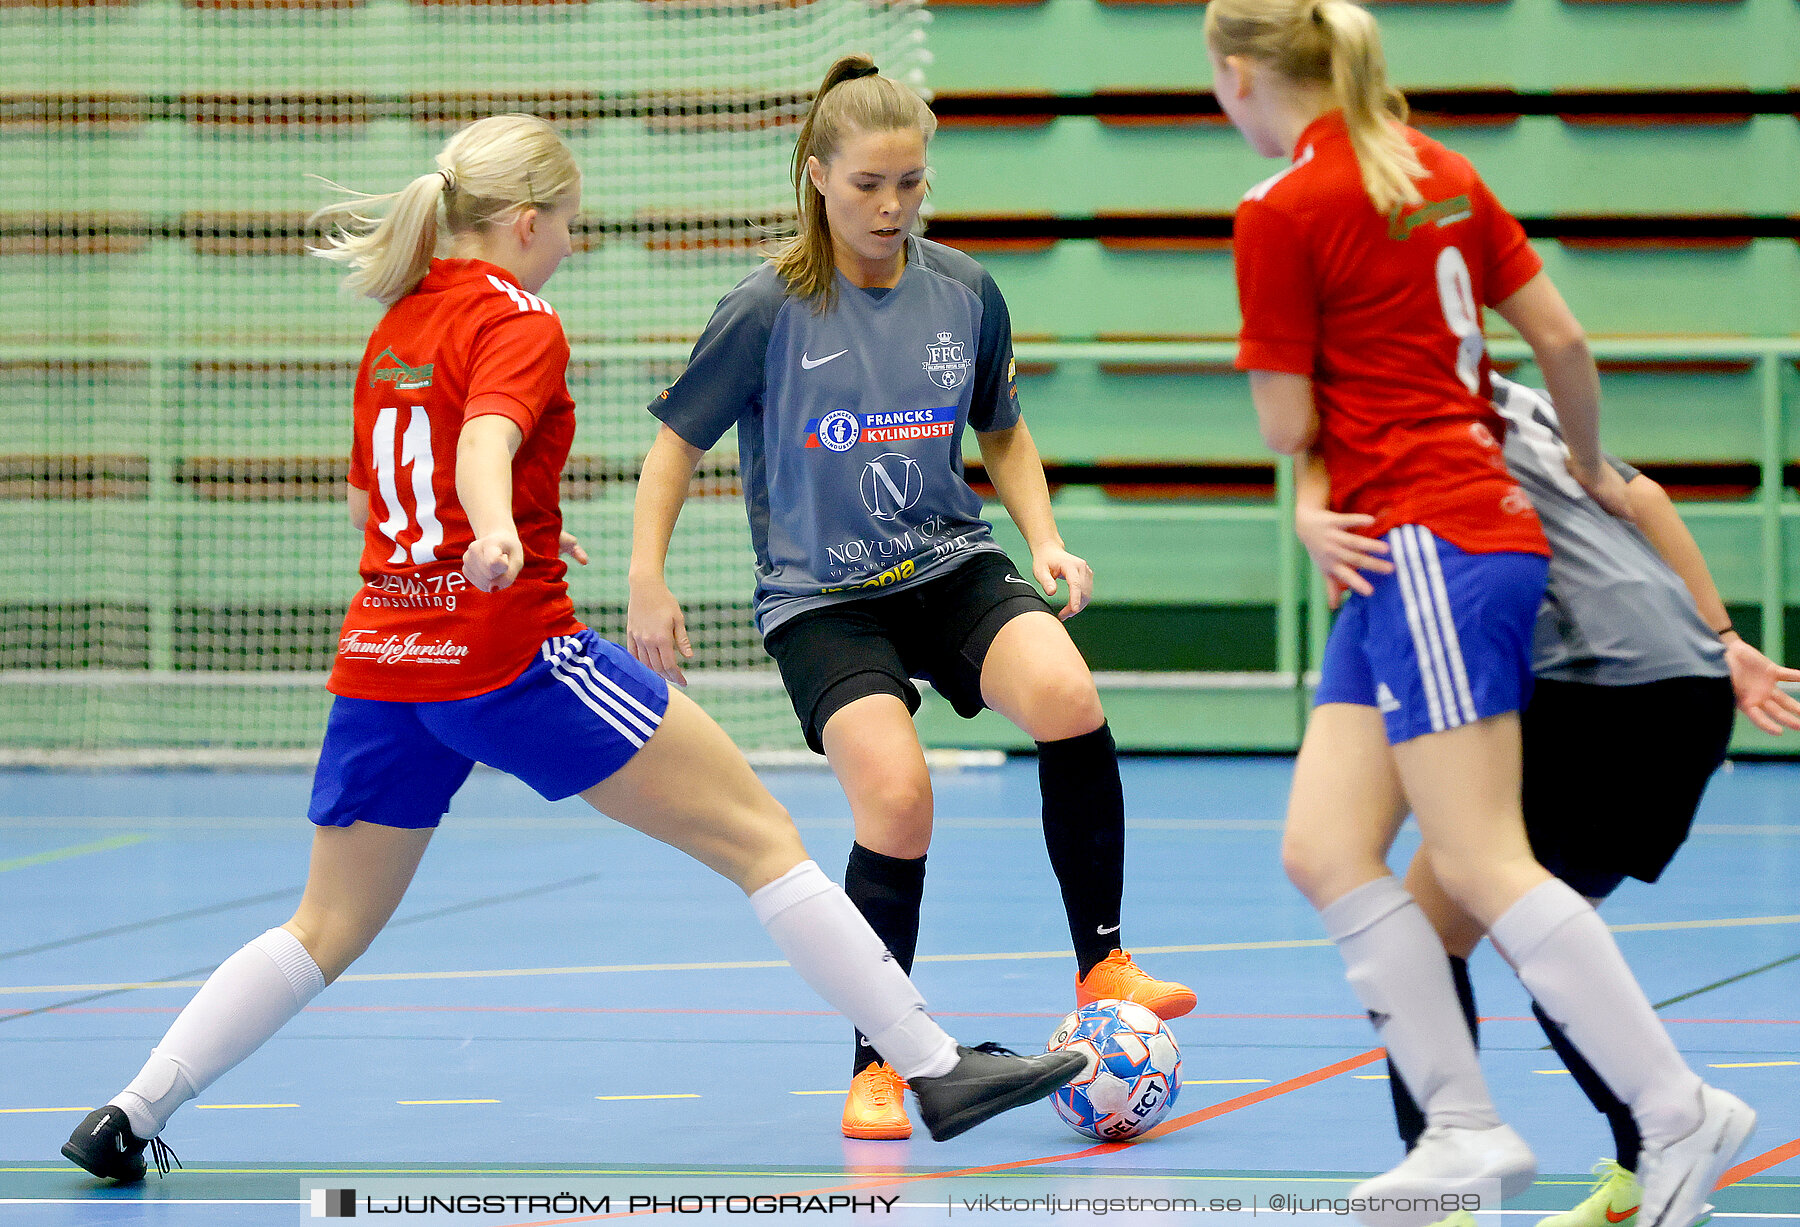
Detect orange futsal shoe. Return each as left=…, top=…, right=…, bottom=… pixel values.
left=842, top=1062, right=912, bottom=1140
left=1076, top=949, right=1197, bottom=1020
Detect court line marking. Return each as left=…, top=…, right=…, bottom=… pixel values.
left=1711, top=1061, right=1799, bottom=1069
left=508, top=1048, right=1391, bottom=1224
left=0, top=1106, right=90, bottom=1114
left=20, top=1205, right=1800, bottom=1218
left=1189, top=1079, right=1270, bottom=1085
left=0, top=1194, right=298, bottom=1201
left=0, top=888, right=296, bottom=964
left=395, top=1099, right=499, bottom=1106
left=1614, top=915, right=1800, bottom=933
left=503, top=1116, right=1800, bottom=1227
left=1655, top=951, right=1800, bottom=1011
left=0, top=835, right=149, bottom=874
left=0, top=1162, right=1792, bottom=1186
left=9, top=914, right=1798, bottom=997
left=1719, top=1137, right=1800, bottom=1189
left=595, top=1094, right=698, bottom=1101
left=10, top=1006, right=1799, bottom=1027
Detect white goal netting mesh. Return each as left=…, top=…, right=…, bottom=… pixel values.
left=1, top=0, right=931, bottom=762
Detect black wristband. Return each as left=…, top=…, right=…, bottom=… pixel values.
left=1713, top=622, right=1735, bottom=638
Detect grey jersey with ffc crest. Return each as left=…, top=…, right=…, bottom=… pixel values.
left=652, top=236, right=1021, bottom=635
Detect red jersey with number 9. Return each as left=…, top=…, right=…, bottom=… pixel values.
left=1234, top=110, right=1549, bottom=558
left=329, top=258, right=583, bottom=702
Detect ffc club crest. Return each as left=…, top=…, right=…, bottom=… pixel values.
left=921, top=331, right=971, bottom=391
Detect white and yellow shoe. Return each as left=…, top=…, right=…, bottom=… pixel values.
left=1538, top=1161, right=1643, bottom=1227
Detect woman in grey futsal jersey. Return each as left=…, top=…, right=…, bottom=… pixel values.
left=1299, top=374, right=1800, bottom=1227
left=627, top=54, right=1194, bottom=1141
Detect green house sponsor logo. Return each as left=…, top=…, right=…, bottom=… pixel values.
left=1387, top=194, right=1473, bottom=242
left=370, top=348, right=434, bottom=391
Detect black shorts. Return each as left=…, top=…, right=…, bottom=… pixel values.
left=762, top=551, right=1057, bottom=754
left=1522, top=674, right=1734, bottom=898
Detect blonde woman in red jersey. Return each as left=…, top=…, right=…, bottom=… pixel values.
left=59, top=114, right=1082, bottom=1183
left=1206, top=4, right=1753, bottom=1225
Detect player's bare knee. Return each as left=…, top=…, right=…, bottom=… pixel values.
left=719, top=799, right=808, bottom=883
left=1280, top=831, right=1330, bottom=902
left=1028, top=679, right=1105, bottom=741
left=850, top=775, right=933, bottom=857
left=1422, top=847, right=1498, bottom=920
left=283, top=916, right=372, bottom=986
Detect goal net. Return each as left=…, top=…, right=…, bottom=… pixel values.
left=0, top=0, right=932, bottom=762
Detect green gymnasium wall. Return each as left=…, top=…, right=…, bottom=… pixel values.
left=915, top=0, right=1800, bottom=753
left=2, top=0, right=1797, bottom=757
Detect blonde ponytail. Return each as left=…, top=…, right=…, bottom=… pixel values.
left=1316, top=1, right=1423, bottom=214
left=1206, top=0, right=1424, bottom=215
left=773, top=54, right=938, bottom=310
left=310, top=113, right=581, bottom=304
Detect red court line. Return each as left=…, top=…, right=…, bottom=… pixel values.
left=511, top=1046, right=1388, bottom=1224
left=12, top=1005, right=1796, bottom=1025
left=1718, top=1136, right=1800, bottom=1189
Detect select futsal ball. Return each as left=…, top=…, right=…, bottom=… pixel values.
left=1046, top=1000, right=1181, bottom=1141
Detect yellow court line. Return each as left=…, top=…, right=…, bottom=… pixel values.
left=1610, top=913, right=1800, bottom=933
left=0, top=835, right=149, bottom=874
left=0, top=945, right=1322, bottom=995
left=1189, top=1079, right=1271, bottom=1085
left=1709, top=1060, right=1799, bottom=1068
left=1352, top=1074, right=1389, bottom=1080
left=595, top=1094, right=699, bottom=1101
left=396, top=1099, right=499, bottom=1106
left=196, top=1103, right=299, bottom=1110
left=7, top=914, right=1797, bottom=997
left=0, top=1106, right=91, bottom=1114
left=1535, top=1069, right=1570, bottom=1075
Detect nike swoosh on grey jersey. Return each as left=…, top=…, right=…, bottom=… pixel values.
left=800, top=349, right=849, bottom=370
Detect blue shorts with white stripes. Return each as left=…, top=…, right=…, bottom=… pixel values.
left=1314, top=525, right=1548, bottom=746
left=308, top=629, right=671, bottom=829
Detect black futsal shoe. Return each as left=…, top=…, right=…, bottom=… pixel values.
left=62, top=1105, right=180, bottom=1182
left=909, top=1042, right=1086, bottom=1142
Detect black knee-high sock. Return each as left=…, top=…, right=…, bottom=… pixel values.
left=1532, top=1000, right=1642, bottom=1171
left=1036, top=723, right=1125, bottom=979
left=1388, top=954, right=1479, bottom=1149
left=843, top=843, right=927, bottom=1075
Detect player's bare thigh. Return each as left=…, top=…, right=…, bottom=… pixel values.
left=1282, top=702, right=1409, bottom=909
left=979, top=610, right=1104, bottom=742
left=821, top=693, right=934, bottom=860
left=579, top=687, right=807, bottom=894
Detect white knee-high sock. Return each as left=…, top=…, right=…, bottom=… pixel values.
left=750, top=861, right=958, bottom=1080
left=1489, top=880, right=1703, bottom=1143
left=1322, top=876, right=1501, bottom=1132
left=113, top=927, right=325, bottom=1138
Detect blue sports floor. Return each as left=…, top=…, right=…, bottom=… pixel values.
left=1, top=757, right=1796, bottom=1225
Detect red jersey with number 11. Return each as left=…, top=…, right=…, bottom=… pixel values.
left=1233, top=110, right=1549, bottom=558
left=329, top=258, right=582, bottom=703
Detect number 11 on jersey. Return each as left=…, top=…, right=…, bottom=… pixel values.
left=371, top=406, right=443, bottom=565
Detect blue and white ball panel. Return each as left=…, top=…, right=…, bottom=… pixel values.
left=1046, top=999, right=1182, bottom=1141
left=309, top=629, right=670, bottom=829
left=1314, top=525, right=1547, bottom=746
